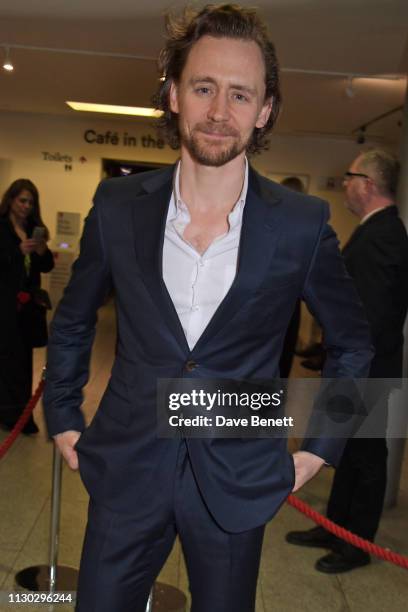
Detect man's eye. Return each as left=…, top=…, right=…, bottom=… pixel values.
left=233, top=93, right=248, bottom=103
left=195, top=87, right=211, bottom=95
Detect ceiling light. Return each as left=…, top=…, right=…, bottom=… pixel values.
left=66, top=101, right=163, bottom=118
left=2, top=46, right=14, bottom=72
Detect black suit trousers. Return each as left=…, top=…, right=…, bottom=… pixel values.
left=326, top=435, right=388, bottom=542
left=76, top=441, right=265, bottom=612
left=326, top=384, right=390, bottom=542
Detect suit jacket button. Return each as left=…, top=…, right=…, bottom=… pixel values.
left=185, top=360, right=198, bottom=372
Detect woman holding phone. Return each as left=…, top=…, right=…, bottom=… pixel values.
left=0, top=179, right=54, bottom=434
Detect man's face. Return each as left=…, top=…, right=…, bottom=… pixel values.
left=169, top=35, right=272, bottom=167
left=343, top=156, right=371, bottom=217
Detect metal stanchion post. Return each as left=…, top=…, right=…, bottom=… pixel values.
left=48, top=445, right=62, bottom=591
left=15, top=445, right=78, bottom=592
left=145, top=582, right=187, bottom=612
left=145, top=589, right=153, bottom=612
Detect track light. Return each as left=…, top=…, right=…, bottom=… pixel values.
left=2, top=46, right=14, bottom=72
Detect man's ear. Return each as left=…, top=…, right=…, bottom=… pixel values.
left=169, top=81, right=179, bottom=114
left=255, top=97, right=273, bottom=129
left=365, top=178, right=378, bottom=198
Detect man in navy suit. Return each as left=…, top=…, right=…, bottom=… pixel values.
left=44, top=5, right=373, bottom=611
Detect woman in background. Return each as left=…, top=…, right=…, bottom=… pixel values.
left=0, top=179, right=54, bottom=434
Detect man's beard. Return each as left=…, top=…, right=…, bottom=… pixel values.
left=180, top=122, right=250, bottom=167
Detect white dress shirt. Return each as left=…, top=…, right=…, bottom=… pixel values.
left=163, top=160, right=248, bottom=349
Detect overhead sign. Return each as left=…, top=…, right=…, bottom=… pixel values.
left=83, top=129, right=166, bottom=149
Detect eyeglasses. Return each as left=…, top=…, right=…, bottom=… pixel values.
left=343, top=171, right=371, bottom=181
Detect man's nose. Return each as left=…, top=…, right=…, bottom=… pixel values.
left=207, top=92, right=230, bottom=122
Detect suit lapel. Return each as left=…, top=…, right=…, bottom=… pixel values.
left=132, top=166, right=191, bottom=354
left=191, top=170, right=284, bottom=354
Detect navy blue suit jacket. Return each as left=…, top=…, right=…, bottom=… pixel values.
left=44, top=165, right=373, bottom=532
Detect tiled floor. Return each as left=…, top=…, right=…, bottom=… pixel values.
left=1, top=302, right=407, bottom=611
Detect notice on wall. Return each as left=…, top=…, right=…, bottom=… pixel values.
left=55, top=211, right=81, bottom=248
left=316, top=176, right=344, bottom=191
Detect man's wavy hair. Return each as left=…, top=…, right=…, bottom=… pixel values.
left=153, top=4, right=281, bottom=155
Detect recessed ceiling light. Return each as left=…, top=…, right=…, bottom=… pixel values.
left=66, top=101, right=163, bottom=118
left=2, top=47, right=14, bottom=72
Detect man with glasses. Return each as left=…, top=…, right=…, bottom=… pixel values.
left=287, top=149, right=408, bottom=573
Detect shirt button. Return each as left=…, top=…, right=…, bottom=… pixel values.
left=185, top=360, right=198, bottom=372
left=192, top=305, right=199, bottom=311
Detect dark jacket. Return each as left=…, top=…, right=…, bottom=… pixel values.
left=0, top=216, right=54, bottom=352
left=342, top=206, right=408, bottom=378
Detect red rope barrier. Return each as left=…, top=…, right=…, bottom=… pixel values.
left=287, top=494, right=408, bottom=570
left=0, top=378, right=45, bottom=460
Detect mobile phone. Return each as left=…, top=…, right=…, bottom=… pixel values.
left=32, top=226, right=46, bottom=241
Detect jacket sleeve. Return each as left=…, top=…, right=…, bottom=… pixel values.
left=43, top=184, right=112, bottom=436
left=31, top=247, right=55, bottom=273
left=300, top=202, right=374, bottom=465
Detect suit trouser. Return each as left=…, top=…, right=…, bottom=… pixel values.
left=326, top=437, right=388, bottom=542
left=76, top=442, right=265, bottom=612
left=326, top=384, right=390, bottom=543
